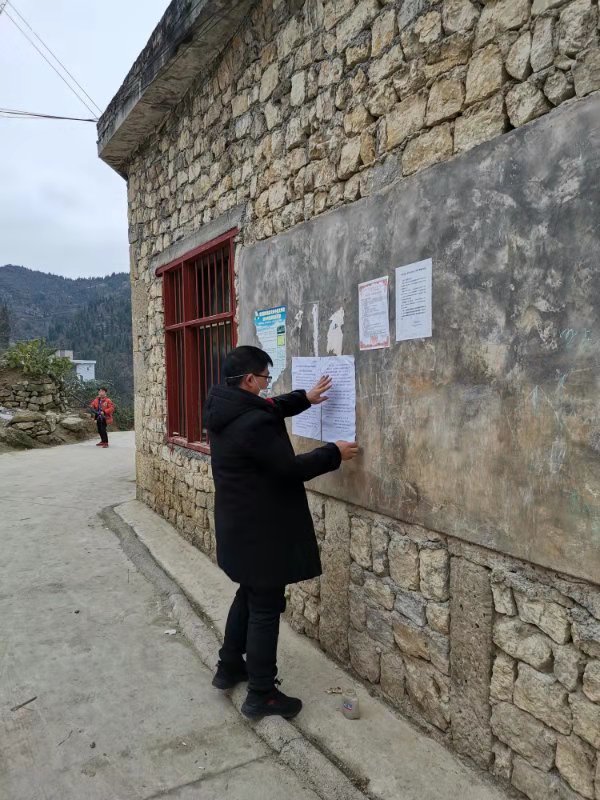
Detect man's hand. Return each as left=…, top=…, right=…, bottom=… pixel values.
left=336, top=441, right=359, bottom=461
left=306, top=375, right=332, bottom=405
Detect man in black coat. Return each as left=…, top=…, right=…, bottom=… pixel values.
left=205, top=345, right=358, bottom=719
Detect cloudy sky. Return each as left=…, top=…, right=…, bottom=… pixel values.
left=0, top=0, right=170, bottom=278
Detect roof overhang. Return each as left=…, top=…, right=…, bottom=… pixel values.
left=97, top=0, right=257, bottom=177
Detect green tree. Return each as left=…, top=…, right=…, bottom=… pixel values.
left=0, top=303, right=10, bottom=351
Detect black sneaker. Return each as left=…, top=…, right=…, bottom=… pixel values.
left=211, top=661, right=248, bottom=690
left=241, top=687, right=303, bottom=720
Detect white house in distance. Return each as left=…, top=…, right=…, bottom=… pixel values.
left=55, top=350, right=96, bottom=382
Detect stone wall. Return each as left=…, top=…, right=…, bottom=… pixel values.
left=123, top=1, right=600, bottom=797
left=0, top=377, right=66, bottom=413
left=136, top=445, right=600, bottom=799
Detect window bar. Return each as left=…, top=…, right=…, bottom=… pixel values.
left=220, top=246, right=226, bottom=314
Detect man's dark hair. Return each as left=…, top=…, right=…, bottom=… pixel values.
left=99, top=386, right=107, bottom=392
left=223, top=346, right=273, bottom=386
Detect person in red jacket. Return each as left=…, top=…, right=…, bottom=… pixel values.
left=90, top=387, right=115, bottom=448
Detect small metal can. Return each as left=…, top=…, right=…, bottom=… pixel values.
left=341, top=687, right=360, bottom=720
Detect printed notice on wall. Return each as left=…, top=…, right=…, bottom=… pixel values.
left=255, top=306, right=286, bottom=384
left=395, top=258, right=432, bottom=341
left=358, top=276, right=390, bottom=351
left=292, top=356, right=356, bottom=442
left=291, top=357, right=322, bottom=440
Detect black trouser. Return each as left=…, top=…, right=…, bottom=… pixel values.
left=97, top=416, right=108, bottom=443
left=219, top=585, right=286, bottom=692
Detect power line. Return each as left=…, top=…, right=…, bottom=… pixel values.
left=0, top=106, right=96, bottom=122
left=3, top=9, right=99, bottom=119
left=6, top=1, right=102, bottom=115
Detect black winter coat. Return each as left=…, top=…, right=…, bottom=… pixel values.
left=204, top=385, right=342, bottom=588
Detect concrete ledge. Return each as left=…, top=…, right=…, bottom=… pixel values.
left=109, top=499, right=510, bottom=800
left=97, top=0, right=257, bottom=175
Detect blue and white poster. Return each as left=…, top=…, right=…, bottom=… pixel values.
left=254, top=306, right=286, bottom=385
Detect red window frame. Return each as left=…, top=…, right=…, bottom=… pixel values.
left=156, top=228, right=237, bottom=453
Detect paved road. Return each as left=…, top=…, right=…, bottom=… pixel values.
left=0, top=434, right=319, bottom=800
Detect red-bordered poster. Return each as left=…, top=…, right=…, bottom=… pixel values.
left=358, top=276, right=391, bottom=351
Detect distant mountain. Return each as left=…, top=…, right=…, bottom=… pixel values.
left=0, top=265, right=133, bottom=403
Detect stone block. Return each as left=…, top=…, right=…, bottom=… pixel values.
left=404, top=656, right=450, bottom=731
left=260, top=63, right=279, bottom=103
left=466, top=45, right=504, bottom=105
left=384, top=91, right=428, bottom=151
left=350, top=517, right=372, bottom=568
left=423, top=32, right=473, bottom=80
left=369, top=44, right=405, bottom=84
left=349, top=627, right=381, bottom=683
left=512, top=757, right=558, bottom=800
left=530, top=16, right=555, bottom=72
left=380, top=650, right=405, bottom=705
left=582, top=661, right=600, bottom=702
left=573, top=47, right=600, bottom=97
left=393, top=614, right=430, bottom=659
left=366, top=606, right=395, bottom=650
left=450, top=558, right=494, bottom=767
left=475, top=0, right=532, bottom=49
left=290, top=72, right=306, bottom=107
left=338, top=137, right=362, bottom=179
left=515, top=592, right=571, bottom=644
left=371, top=524, right=389, bottom=575
left=492, top=740, right=513, bottom=781
left=514, top=663, right=572, bottom=734
left=506, top=81, right=551, bottom=127
left=544, top=70, right=575, bottom=104
left=426, top=74, right=465, bottom=125
left=494, top=617, right=553, bottom=670
left=558, top=0, right=598, bottom=57
left=319, top=499, right=351, bottom=662
left=491, top=651, right=517, bottom=702
left=415, top=11, right=443, bottom=44
left=346, top=32, right=371, bottom=67
left=349, top=584, right=367, bottom=631
left=570, top=693, right=600, bottom=749
left=554, top=644, right=586, bottom=691
left=442, top=0, right=479, bottom=34
left=388, top=535, right=420, bottom=591
left=403, top=123, right=454, bottom=175
left=454, top=93, right=507, bottom=153
left=491, top=702, right=557, bottom=770
left=394, top=588, right=428, bottom=626
left=572, top=610, right=600, bottom=658
left=344, top=105, right=374, bottom=135
left=420, top=548, right=450, bottom=601
left=350, top=562, right=365, bottom=586
left=360, top=131, right=376, bottom=166
left=372, top=8, right=397, bottom=55
left=506, top=31, right=532, bottom=79
left=428, top=629, right=450, bottom=675
left=556, top=734, right=596, bottom=798
left=424, top=603, right=449, bottom=638
left=336, top=0, right=380, bottom=51
left=393, top=59, right=426, bottom=99
left=365, top=576, right=395, bottom=610
left=366, top=82, right=397, bottom=118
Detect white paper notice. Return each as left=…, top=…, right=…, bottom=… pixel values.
left=292, top=357, right=322, bottom=440
left=395, top=258, right=432, bottom=342
left=358, top=276, right=390, bottom=351
left=321, top=355, right=356, bottom=443
left=291, top=355, right=356, bottom=442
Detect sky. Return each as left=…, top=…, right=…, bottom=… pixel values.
left=0, top=0, right=170, bottom=278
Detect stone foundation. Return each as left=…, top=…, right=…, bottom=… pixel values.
left=137, top=449, right=600, bottom=800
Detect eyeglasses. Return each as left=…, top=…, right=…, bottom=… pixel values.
left=226, top=373, right=272, bottom=384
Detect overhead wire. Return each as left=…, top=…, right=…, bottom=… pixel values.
left=6, top=0, right=103, bottom=115
left=2, top=8, right=99, bottom=119
left=0, top=106, right=96, bottom=122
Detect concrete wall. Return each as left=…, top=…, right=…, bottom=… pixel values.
left=239, top=93, right=600, bottom=585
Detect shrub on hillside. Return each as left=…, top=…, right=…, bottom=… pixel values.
left=1, top=339, right=72, bottom=380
